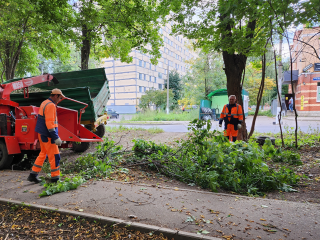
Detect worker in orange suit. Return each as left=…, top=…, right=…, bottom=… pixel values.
left=218, top=95, right=243, bottom=142
left=27, top=89, right=65, bottom=184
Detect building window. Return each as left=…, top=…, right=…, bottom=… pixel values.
left=149, top=76, right=152, bottom=82
left=154, top=77, right=157, bottom=83
left=139, top=60, right=143, bottom=67
left=159, top=28, right=163, bottom=34
left=164, top=59, right=167, bottom=64
left=139, top=73, right=143, bottom=80
left=149, top=64, right=152, bottom=70
left=139, top=86, right=144, bottom=92
left=158, top=84, right=163, bottom=89
left=164, top=37, right=167, bottom=43
left=144, top=74, right=147, bottom=80
left=164, top=69, right=167, bottom=75
left=317, top=83, right=320, bottom=102
left=144, top=87, right=147, bottom=92
left=158, top=72, right=163, bottom=79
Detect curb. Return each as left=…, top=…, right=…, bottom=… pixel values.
left=284, top=117, right=320, bottom=122
left=0, top=197, right=221, bottom=240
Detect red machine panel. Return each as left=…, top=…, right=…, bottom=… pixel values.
left=57, top=106, right=78, bottom=135
left=4, top=136, right=21, bottom=155
left=16, top=106, right=39, bottom=119
left=15, top=118, right=38, bottom=144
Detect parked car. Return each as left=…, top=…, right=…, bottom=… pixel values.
left=106, top=109, right=119, bottom=119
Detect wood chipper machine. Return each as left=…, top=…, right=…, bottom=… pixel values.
left=0, top=74, right=103, bottom=169
left=6, top=68, right=110, bottom=153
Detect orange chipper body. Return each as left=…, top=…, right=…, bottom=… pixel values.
left=0, top=74, right=103, bottom=169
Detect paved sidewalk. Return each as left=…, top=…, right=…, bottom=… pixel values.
left=0, top=170, right=319, bottom=240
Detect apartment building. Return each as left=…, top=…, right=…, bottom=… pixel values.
left=102, top=24, right=196, bottom=113
left=284, top=26, right=320, bottom=116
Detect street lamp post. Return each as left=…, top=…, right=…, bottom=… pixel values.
left=166, top=63, right=169, bottom=114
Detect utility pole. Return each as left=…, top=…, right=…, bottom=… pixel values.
left=166, top=63, right=170, bottom=114
left=276, top=37, right=283, bottom=123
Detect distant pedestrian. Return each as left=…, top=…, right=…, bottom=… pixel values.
left=289, top=97, right=293, bottom=112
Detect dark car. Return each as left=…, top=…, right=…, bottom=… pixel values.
left=106, top=109, right=119, bottom=119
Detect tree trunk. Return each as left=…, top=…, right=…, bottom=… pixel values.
left=81, top=24, right=91, bottom=70
left=222, top=51, right=247, bottom=140
left=4, top=40, right=23, bottom=80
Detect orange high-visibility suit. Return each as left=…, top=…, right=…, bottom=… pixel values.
left=31, top=99, right=61, bottom=182
left=219, top=104, right=243, bottom=142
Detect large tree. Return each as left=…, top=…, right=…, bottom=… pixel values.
left=165, top=70, right=182, bottom=102
left=179, top=51, right=226, bottom=105
left=0, top=0, right=71, bottom=81
left=164, top=0, right=298, bottom=139
left=72, top=0, right=170, bottom=70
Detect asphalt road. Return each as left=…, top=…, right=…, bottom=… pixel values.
left=108, top=115, right=320, bottom=134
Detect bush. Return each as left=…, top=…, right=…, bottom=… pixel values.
left=249, top=109, right=274, bottom=117
left=130, top=109, right=199, bottom=121
left=132, top=119, right=300, bottom=195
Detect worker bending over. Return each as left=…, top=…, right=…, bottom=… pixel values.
left=27, top=89, right=65, bottom=183
left=219, top=95, right=243, bottom=142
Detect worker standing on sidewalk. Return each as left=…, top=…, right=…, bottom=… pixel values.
left=218, top=95, right=243, bottom=142
left=27, top=89, right=65, bottom=184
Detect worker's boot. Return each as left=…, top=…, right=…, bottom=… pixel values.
left=27, top=173, right=41, bottom=184
left=51, top=177, right=59, bottom=183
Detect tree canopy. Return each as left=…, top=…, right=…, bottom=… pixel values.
left=139, top=89, right=175, bottom=111
left=0, top=0, right=72, bottom=81
left=161, top=0, right=300, bottom=139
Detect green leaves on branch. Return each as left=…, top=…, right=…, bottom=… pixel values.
left=40, top=137, right=123, bottom=197
left=132, top=119, right=300, bottom=195
left=39, top=176, right=85, bottom=197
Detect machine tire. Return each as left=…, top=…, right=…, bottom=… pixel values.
left=256, top=136, right=276, bottom=146
left=72, top=142, right=90, bottom=153
left=95, top=124, right=105, bottom=138
left=0, top=141, right=13, bottom=169
left=12, top=153, right=25, bottom=165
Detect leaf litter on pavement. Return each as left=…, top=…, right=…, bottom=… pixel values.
left=0, top=202, right=171, bottom=239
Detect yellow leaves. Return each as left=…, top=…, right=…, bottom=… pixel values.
left=11, top=224, right=20, bottom=229
left=260, top=218, right=267, bottom=221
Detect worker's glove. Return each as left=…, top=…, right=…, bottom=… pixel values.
left=55, top=138, right=62, bottom=146
left=219, top=124, right=222, bottom=127
left=237, top=124, right=242, bottom=129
